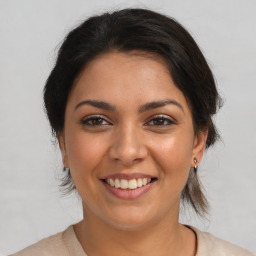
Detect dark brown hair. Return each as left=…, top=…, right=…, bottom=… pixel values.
left=44, top=8, right=222, bottom=216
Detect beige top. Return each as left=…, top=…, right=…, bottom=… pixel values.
left=12, top=226, right=254, bottom=256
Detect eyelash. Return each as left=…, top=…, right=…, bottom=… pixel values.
left=80, top=114, right=175, bottom=128
left=145, top=115, right=175, bottom=126
left=80, top=115, right=112, bottom=126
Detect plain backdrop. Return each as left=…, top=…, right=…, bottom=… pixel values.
left=0, top=0, right=255, bottom=254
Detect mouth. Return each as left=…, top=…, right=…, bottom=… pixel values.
left=101, top=177, right=158, bottom=190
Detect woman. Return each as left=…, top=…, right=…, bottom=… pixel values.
left=12, top=8, right=254, bottom=256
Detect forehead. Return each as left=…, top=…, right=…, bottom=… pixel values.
left=68, top=51, right=189, bottom=111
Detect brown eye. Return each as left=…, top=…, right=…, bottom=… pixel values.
left=81, top=115, right=111, bottom=126
left=146, top=116, right=174, bottom=126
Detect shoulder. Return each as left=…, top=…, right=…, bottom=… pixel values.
left=190, top=226, right=254, bottom=256
left=11, top=226, right=78, bottom=256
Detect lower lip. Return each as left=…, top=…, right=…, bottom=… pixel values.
left=102, top=181, right=154, bottom=200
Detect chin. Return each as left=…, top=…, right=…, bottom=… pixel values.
left=107, top=218, right=151, bottom=231
left=101, top=207, right=157, bottom=231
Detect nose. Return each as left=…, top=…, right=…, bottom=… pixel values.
left=108, top=124, right=148, bottom=166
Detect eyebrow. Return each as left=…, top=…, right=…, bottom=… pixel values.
left=75, top=100, right=116, bottom=111
left=74, top=99, right=184, bottom=113
left=138, top=99, right=184, bottom=113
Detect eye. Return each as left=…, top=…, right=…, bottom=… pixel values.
left=80, top=115, right=111, bottom=126
left=145, top=115, right=175, bottom=126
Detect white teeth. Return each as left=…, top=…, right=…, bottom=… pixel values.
left=109, top=178, right=115, bottom=186
left=120, top=179, right=128, bottom=189
left=106, top=177, right=153, bottom=190
left=128, top=179, right=137, bottom=190
left=114, top=179, right=120, bottom=188
left=137, top=178, right=143, bottom=187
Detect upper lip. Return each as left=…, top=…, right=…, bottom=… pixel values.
left=100, top=173, right=156, bottom=180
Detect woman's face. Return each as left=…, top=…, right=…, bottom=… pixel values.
left=59, top=52, right=207, bottom=230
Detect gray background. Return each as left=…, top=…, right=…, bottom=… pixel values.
left=0, top=0, right=255, bottom=254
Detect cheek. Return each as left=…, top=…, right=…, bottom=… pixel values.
left=65, top=132, right=110, bottom=206
left=152, top=132, right=194, bottom=181
left=65, top=131, right=107, bottom=181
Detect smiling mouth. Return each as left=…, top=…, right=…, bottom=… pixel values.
left=102, top=178, right=157, bottom=190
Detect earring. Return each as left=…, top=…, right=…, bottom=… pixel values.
left=63, top=166, right=70, bottom=172
left=193, top=158, right=198, bottom=170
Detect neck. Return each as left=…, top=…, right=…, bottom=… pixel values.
left=73, top=205, right=196, bottom=256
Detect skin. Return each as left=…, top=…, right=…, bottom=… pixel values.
left=59, top=51, right=208, bottom=256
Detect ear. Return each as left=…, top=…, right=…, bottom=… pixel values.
left=191, top=128, right=208, bottom=167
left=57, top=133, right=69, bottom=168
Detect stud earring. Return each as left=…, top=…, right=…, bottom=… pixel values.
left=63, top=166, right=70, bottom=172
left=193, top=158, right=198, bottom=170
